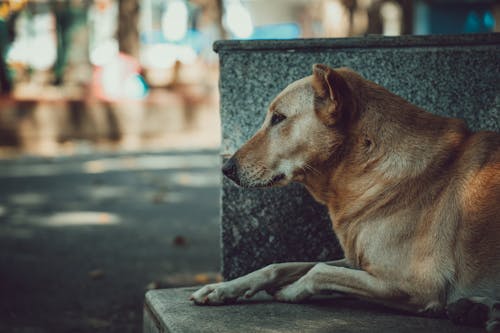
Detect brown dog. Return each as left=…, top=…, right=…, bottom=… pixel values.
left=190, top=64, right=500, bottom=331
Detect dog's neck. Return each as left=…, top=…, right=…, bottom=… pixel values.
left=302, top=73, right=470, bottom=228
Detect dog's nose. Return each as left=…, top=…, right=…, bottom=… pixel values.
left=222, top=157, right=240, bottom=184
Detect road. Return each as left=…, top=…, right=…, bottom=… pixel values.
left=0, top=150, right=221, bottom=333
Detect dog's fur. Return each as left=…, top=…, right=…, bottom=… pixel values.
left=190, top=64, right=500, bottom=330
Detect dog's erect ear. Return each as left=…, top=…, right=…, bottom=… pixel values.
left=312, top=64, right=336, bottom=102
left=311, top=64, right=348, bottom=126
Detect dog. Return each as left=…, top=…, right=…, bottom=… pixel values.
left=190, top=64, right=500, bottom=331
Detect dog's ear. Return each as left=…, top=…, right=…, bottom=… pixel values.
left=311, top=64, right=348, bottom=126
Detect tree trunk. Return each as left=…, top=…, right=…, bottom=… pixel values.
left=0, top=19, right=12, bottom=93
left=398, top=0, right=413, bottom=35
left=118, top=0, right=139, bottom=58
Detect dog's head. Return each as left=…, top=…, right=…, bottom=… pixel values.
left=223, top=64, right=352, bottom=188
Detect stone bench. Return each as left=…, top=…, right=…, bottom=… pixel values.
left=144, top=33, right=499, bottom=332
left=143, top=288, right=482, bottom=333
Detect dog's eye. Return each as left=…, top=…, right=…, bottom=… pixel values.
left=270, top=113, right=286, bottom=126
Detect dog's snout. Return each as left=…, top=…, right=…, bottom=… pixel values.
left=222, top=157, right=240, bottom=184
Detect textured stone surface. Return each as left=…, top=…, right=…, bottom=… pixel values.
left=144, top=287, right=482, bottom=333
left=216, top=34, right=500, bottom=279
left=222, top=178, right=342, bottom=279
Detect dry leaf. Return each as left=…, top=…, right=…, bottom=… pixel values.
left=194, top=274, right=210, bottom=284
left=146, top=281, right=159, bottom=290
left=88, top=269, right=104, bottom=279
left=86, top=317, right=111, bottom=329
left=172, top=236, right=187, bottom=246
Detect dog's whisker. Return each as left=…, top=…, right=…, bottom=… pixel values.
left=303, top=163, right=321, bottom=176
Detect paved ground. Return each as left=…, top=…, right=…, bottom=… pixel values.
left=0, top=150, right=221, bottom=333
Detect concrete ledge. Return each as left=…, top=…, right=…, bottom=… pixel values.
left=144, top=288, right=482, bottom=333
left=214, top=33, right=500, bottom=52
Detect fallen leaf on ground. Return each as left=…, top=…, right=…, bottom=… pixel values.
left=146, top=281, right=159, bottom=290
left=172, top=235, right=187, bottom=246
left=147, top=272, right=223, bottom=289
left=194, top=274, right=210, bottom=284
left=86, top=317, right=111, bottom=329
left=152, top=192, right=166, bottom=204
left=88, top=269, right=105, bottom=279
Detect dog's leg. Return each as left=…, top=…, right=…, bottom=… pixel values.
left=447, top=297, right=500, bottom=332
left=274, top=263, right=404, bottom=304
left=190, top=259, right=351, bottom=305
left=190, top=262, right=315, bottom=305
left=264, top=259, right=354, bottom=296
left=324, top=258, right=352, bottom=268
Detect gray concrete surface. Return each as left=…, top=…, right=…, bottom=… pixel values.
left=0, top=150, right=221, bottom=333
left=144, top=288, right=482, bottom=333
left=216, top=33, right=500, bottom=279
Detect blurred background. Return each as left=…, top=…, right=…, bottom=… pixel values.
left=0, top=1, right=498, bottom=333
left=0, top=0, right=498, bottom=155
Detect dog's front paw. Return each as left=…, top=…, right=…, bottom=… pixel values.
left=274, top=280, right=312, bottom=303
left=189, top=282, right=236, bottom=305
left=190, top=282, right=256, bottom=305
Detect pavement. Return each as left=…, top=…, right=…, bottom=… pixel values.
left=0, top=149, right=221, bottom=333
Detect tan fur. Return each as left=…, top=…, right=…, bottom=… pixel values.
left=192, top=64, right=500, bottom=329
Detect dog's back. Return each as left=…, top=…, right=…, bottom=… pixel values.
left=342, top=69, right=500, bottom=304
left=317, top=69, right=500, bottom=310
left=452, top=131, right=500, bottom=302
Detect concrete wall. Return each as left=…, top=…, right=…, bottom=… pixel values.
left=215, top=34, right=500, bottom=280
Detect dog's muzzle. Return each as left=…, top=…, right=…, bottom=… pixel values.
left=222, top=156, right=241, bottom=185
